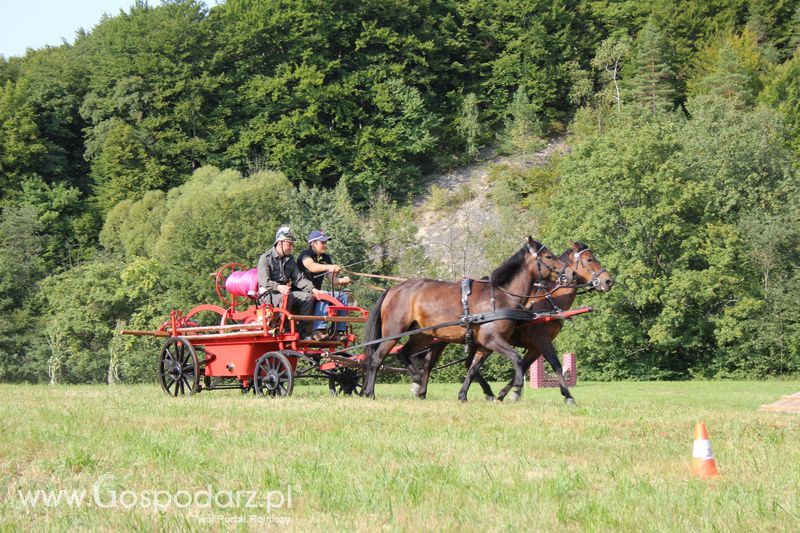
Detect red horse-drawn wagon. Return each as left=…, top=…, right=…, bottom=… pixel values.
left=121, top=263, right=376, bottom=397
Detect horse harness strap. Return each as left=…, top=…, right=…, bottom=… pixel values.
left=460, top=278, right=532, bottom=354
left=461, top=307, right=537, bottom=325
left=461, top=278, right=474, bottom=353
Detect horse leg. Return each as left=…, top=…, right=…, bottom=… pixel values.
left=458, top=349, right=492, bottom=402
left=497, top=350, right=537, bottom=401
left=416, top=343, right=446, bottom=399
left=393, top=335, right=427, bottom=396
left=535, top=340, right=575, bottom=405
left=465, top=347, right=495, bottom=401
left=363, top=339, right=398, bottom=399
left=481, top=338, right=526, bottom=402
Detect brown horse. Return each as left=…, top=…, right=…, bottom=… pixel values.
left=362, top=237, right=574, bottom=400
left=412, top=242, right=613, bottom=403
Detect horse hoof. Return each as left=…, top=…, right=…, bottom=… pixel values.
left=410, top=382, right=421, bottom=395
left=485, top=395, right=495, bottom=402
left=507, top=391, right=520, bottom=403
left=458, top=395, right=467, bottom=403
left=565, top=398, right=576, bottom=407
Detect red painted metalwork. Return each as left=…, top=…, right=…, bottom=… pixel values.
left=123, top=262, right=370, bottom=396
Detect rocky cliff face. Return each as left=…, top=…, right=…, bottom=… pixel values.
left=413, top=138, right=568, bottom=279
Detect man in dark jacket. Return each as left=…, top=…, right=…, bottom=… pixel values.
left=297, top=230, right=352, bottom=340
left=257, top=226, right=321, bottom=337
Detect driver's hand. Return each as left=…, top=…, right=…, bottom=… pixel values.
left=277, top=284, right=290, bottom=295
left=338, top=276, right=351, bottom=285
left=329, top=265, right=342, bottom=275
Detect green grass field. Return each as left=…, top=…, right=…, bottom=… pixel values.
left=1, top=380, right=799, bottom=531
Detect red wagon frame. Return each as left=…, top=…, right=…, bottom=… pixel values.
left=121, top=263, right=380, bottom=397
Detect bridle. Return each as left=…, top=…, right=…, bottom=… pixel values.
left=572, top=248, right=608, bottom=292
left=526, top=241, right=572, bottom=288
left=513, top=247, right=609, bottom=307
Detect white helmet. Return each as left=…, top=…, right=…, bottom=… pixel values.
left=274, top=226, right=297, bottom=245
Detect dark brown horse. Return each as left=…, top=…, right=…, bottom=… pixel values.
left=362, top=237, right=574, bottom=400
left=412, top=242, right=613, bottom=403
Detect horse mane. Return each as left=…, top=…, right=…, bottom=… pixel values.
left=560, top=241, right=589, bottom=261
left=489, top=246, right=528, bottom=286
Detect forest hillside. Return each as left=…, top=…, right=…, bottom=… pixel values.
left=1, top=0, right=799, bottom=383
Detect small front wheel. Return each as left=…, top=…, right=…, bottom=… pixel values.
left=253, top=352, right=294, bottom=397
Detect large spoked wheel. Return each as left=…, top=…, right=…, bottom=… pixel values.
left=328, top=368, right=363, bottom=397
left=159, top=337, right=200, bottom=396
left=253, top=352, right=294, bottom=397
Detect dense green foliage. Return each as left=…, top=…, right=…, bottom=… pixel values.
left=541, top=98, right=800, bottom=379
left=1, top=0, right=799, bottom=382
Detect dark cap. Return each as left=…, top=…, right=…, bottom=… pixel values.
left=307, top=230, right=331, bottom=243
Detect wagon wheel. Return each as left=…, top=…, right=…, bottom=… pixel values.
left=328, top=367, right=363, bottom=397
left=159, top=337, right=200, bottom=396
left=253, top=351, right=294, bottom=397
left=213, top=262, right=245, bottom=308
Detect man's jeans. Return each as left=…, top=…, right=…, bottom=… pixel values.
left=312, top=291, right=350, bottom=333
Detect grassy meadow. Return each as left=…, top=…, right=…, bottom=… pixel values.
left=1, top=380, right=799, bottom=531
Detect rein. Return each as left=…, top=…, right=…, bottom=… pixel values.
left=471, top=278, right=562, bottom=301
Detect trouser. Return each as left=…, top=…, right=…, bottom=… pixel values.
left=312, top=291, right=350, bottom=332
left=260, top=290, right=315, bottom=333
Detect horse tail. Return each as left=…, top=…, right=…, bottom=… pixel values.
left=364, top=289, right=389, bottom=359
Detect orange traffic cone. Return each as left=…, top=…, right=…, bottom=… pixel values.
left=691, top=422, right=720, bottom=478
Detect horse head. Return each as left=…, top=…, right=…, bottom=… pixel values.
left=524, top=236, right=574, bottom=286
left=566, top=241, right=614, bottom=292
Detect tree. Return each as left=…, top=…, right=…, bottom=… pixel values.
left=284, top=182, right=368, bottom=271
left=498, top=86, right=543, bottom=160
left=18, top=177, right=85, bottom=269
left=591, top=33, right=632, bottom=112
left=153, top=166, right=294, bottom=306
left=760, top=48, right=800, bottom=153
left=0, top=205, right=45, bottom=311
left=455, top=93, right=482, bottom=160
left=0, top=81, right=48, bottom=196
left=688, top=29, right=772, bottom=107
left=87, top=118, right=166, bottom=213
left=79, top=0, right=225, bottom=208
left=39, top=260, right=134, bottom=383
left=473, top=0, right=587, bottom=122
left=46, top=324, right=67, bottom=385
left=344, top=78, right=438, bottom=202
left=99, top=190, right=167, bottom=260
left=627, top=19, right=676, bottom=112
